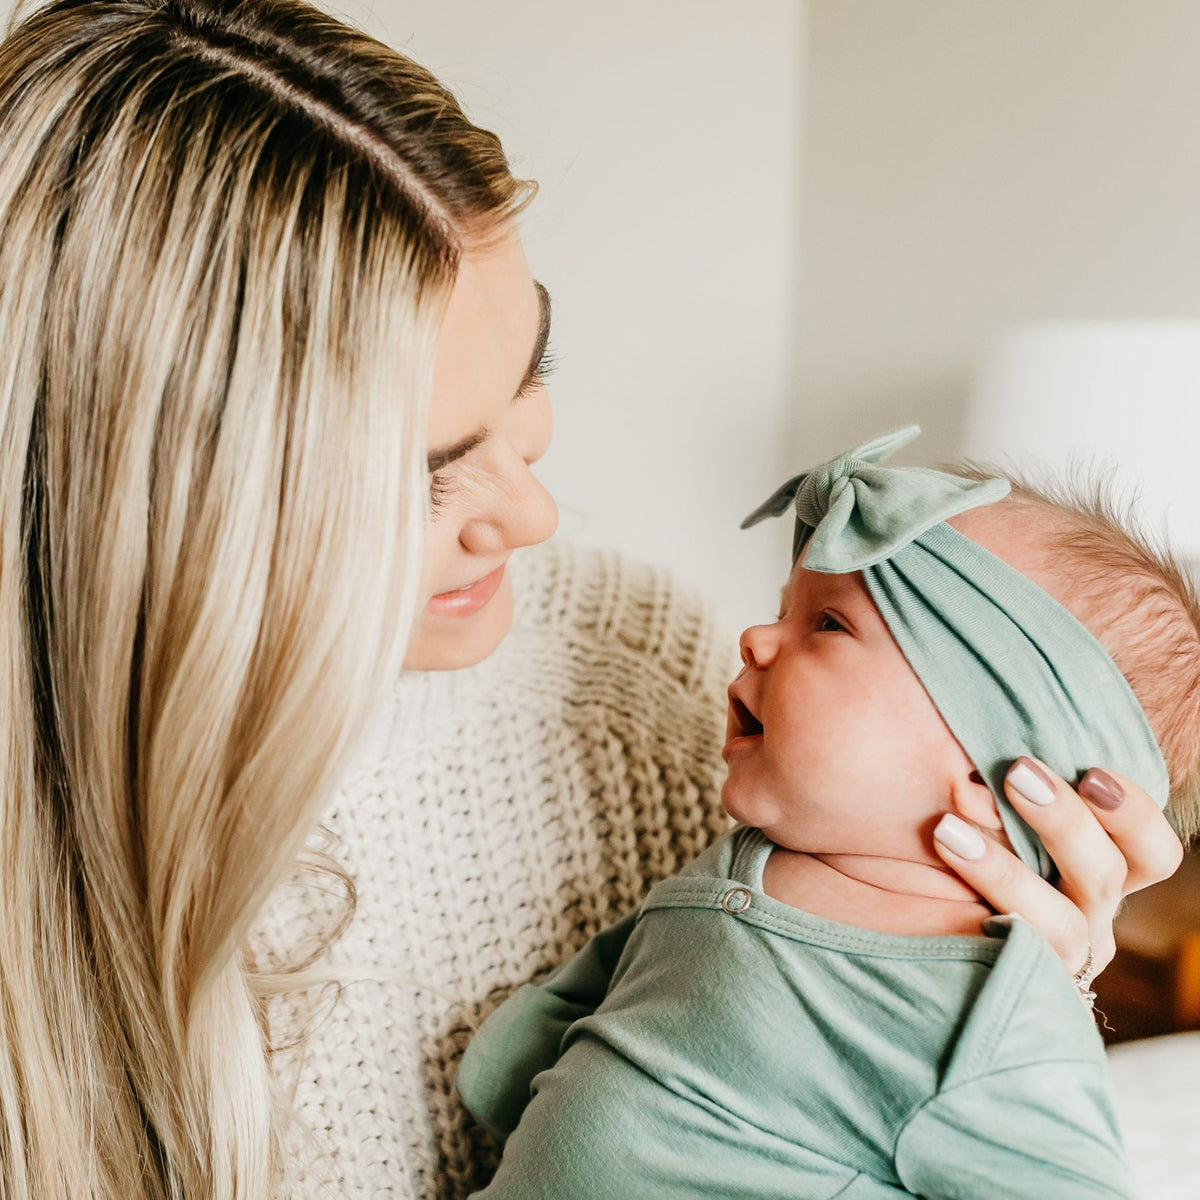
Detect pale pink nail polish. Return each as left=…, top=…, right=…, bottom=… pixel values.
left=1007, top=758, right=1057, bottom=806
left=934, top=814, right=986, bottom=860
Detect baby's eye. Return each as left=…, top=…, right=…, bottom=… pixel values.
left=816, top=611, right=846, bottom=634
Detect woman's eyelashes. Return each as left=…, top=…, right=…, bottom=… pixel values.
left=516, top=343, right=557, bottom=399
left=429, top=347, right=556, bottom=516
left=429, top=469, right=454, bottom=514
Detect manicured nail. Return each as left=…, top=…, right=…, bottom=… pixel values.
left=1007, top=757, right=1057, bottom=806
left=934, top=814, right=986, bottom=860
left=1079, top=768, right=1125, bottom=811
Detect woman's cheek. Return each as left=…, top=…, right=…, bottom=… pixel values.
left=522, top=385, right=554, bottom=461
left=419, top=517, right=460, bottom=602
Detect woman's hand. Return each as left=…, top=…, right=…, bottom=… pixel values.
left=933, top=757, right=1184, bottom=977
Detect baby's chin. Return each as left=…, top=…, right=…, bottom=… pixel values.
left=719, top=773, right=782, bottom=831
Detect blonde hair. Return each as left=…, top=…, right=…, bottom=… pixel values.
left=0, top=0, right=532, bottom=1195
left=951, top=461, right=1200, bottom=842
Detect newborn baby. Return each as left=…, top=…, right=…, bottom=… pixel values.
left=457, top=427, right=1200, bottom=1200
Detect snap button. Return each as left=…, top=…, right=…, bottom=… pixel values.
left=721, top=886, right=752, bottom=914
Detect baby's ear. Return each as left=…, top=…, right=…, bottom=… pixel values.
left=950, top=767, right=1006, bottom=834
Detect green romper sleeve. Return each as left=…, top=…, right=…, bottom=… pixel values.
left=456, top=908, right=637, bottom=1141
left=893, top=1059, right=1135, bottom=1199
left=894, top=918, right=1135, bottom=1200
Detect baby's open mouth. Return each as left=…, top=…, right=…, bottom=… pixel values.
left=729, top=694, right=763, bottom=739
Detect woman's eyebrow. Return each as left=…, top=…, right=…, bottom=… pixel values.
left=426, top=281, right=552, bottom=473
left=427, top=429, right=488, bottom=473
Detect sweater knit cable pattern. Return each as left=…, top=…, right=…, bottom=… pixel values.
left=247, top=539, right=738, bottom=1197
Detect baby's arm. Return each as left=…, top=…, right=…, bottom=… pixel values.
left=894, top=1057, right=1135, bottom=1199
left=456, top=908, right=637, bottom=1140
left=893, top=914, right=1135, bottom=1199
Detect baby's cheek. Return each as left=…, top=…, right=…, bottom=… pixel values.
left=799, top=691, right=914, bottom=785
left=770, top=728, right=854, bottom=812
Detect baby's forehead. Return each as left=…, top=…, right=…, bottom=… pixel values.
left=946, top=500, right=1067, bottom=600
left=782, top=555, right=870, bottom=602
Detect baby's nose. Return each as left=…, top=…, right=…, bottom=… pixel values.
left=738, top=623, right=776, bottom=668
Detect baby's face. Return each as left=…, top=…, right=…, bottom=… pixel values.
left=722, top=551, right=982, bottom=862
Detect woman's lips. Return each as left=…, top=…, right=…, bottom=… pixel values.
left=425, top=563, right=506, bottom=619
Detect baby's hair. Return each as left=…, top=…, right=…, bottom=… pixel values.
left=947, top=460, right=1200, bottom=843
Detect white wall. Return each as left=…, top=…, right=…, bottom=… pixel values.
left=337, top=1, right=805, bottom=630
left=795, top=0, right=1200, bottom=478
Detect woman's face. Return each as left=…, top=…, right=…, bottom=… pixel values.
left=405, top=224, right=558, bottom=670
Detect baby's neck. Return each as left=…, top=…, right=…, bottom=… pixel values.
left=762, top=844, right=996, bottom=937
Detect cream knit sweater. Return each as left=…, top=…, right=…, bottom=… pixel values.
left=250, top=539, right=738, bottom=1198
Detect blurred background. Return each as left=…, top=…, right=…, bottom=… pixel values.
left=324, top=0, right=1200, bottom=634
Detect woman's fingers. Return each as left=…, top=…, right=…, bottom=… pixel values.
left=1003, top=757, right=1128, bottom=912
left=934, top=756, right=1187, bottom=980
left=933, top=813, right=1096, bottom=973
left=1007, top=758, right=1183, bottom=897
left=1074, top=766, right=1184, bottom=894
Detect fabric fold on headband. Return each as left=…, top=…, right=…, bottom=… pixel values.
left=741, top=424, right=1169, bottom=878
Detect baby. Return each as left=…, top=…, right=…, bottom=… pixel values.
left=457, top=426, right=1200, bottom=1200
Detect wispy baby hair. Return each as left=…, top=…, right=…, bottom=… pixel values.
left=950, top=460, right=1200, bottom=843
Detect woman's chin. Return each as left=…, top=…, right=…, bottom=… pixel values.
left=403, top=572, right=515, bottom=671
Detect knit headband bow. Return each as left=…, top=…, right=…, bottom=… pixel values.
left=741, top=426, right=1010, bottom=571
left=741, top=425, right=1168, bottom=877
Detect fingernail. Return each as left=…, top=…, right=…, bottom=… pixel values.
left=1079, top=768, right=1125, bottom=811
left=934, top=814, right=986, bottom=860
left=1007, top=757, right=1057, bottom=806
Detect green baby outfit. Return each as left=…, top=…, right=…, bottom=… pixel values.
left=458, top=826, right=1133, bottom=1199
left=458, top=428, right=1151, bottom=1197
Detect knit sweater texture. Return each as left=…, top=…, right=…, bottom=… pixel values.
left=247, top=539, right=737, bottom=1197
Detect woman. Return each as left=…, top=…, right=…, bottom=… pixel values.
left=0, top=0, right=1182, bottom=1197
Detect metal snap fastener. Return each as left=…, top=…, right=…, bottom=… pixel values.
left=721, top=886, right=752, bottom=914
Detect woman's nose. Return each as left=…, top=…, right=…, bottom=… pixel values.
left=739, top=622, right=778, bottom=669
left=459, top=387, right=558, bottom=555
left=458, top=456, right=559, bottom=556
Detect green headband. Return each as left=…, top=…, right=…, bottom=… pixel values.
left=741, top=425, right=1169, bottom=878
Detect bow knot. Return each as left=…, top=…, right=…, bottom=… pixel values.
left=793, top=456, right=873, bottom=530
left=741, top=424, right=1010, bottom=572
